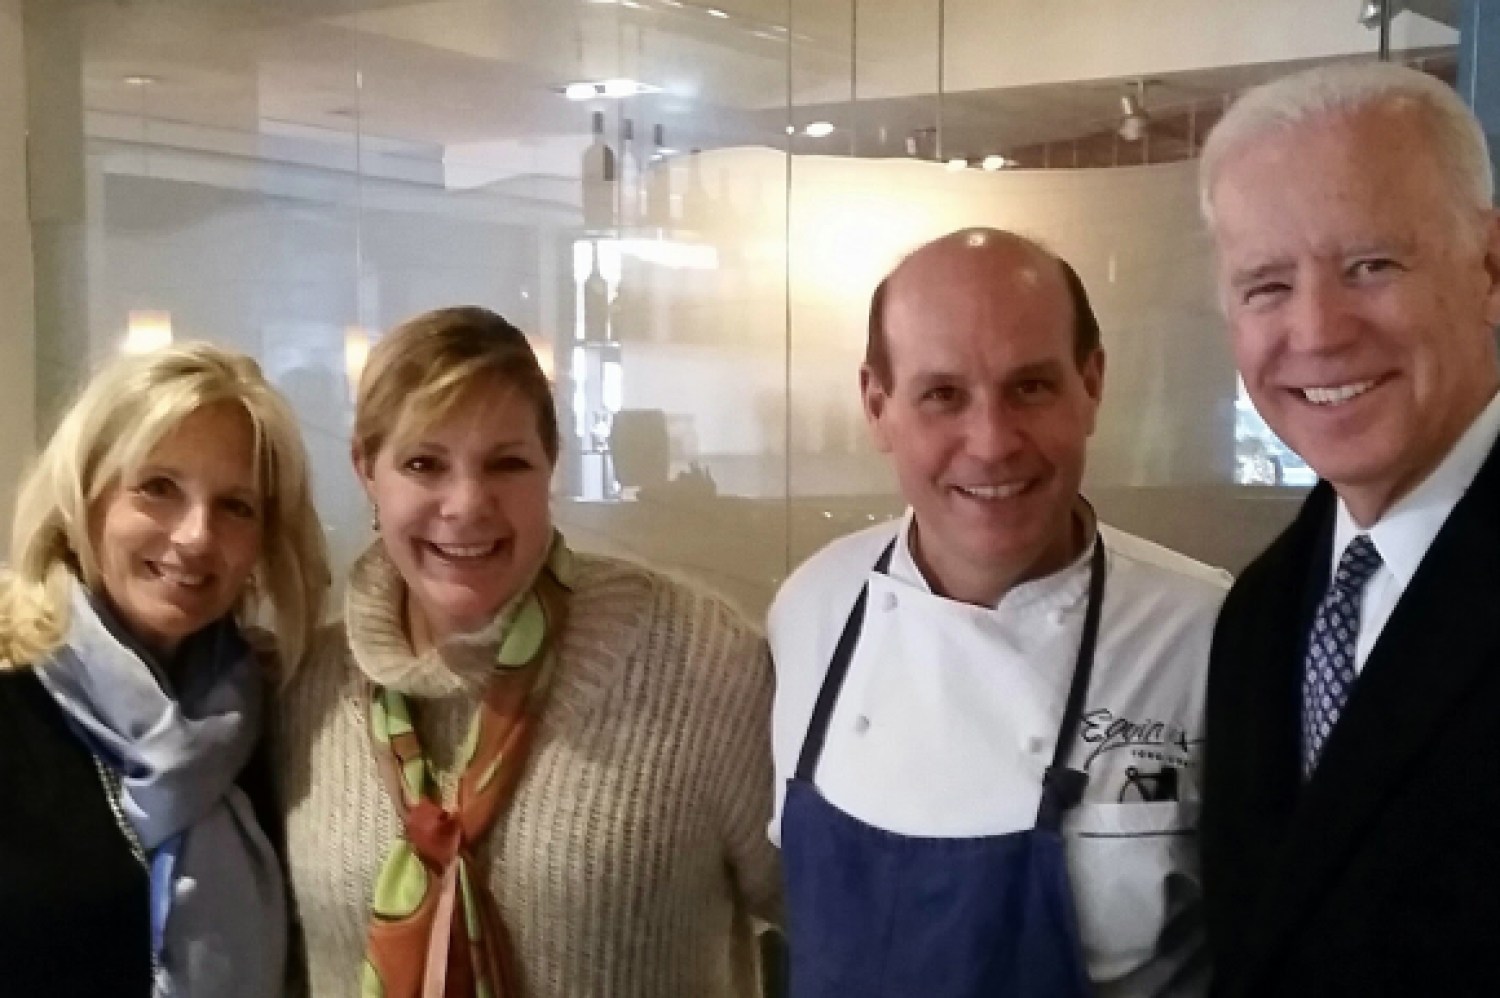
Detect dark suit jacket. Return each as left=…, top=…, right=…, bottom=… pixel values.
left=1203, top=440, right=1500, bottom=998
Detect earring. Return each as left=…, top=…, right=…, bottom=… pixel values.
left=370, top=503, right=380, bottom=532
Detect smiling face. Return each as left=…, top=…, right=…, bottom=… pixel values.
left=91, top=402, right=265, bottom=660
left=1212, top=102, right=1500, bottom=525
left=358, top=377, right=555, bottom=648
left=863, top=234, right=1103, bottom=606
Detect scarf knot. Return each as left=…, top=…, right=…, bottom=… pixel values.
left=407, top=800, right=465, bottom=868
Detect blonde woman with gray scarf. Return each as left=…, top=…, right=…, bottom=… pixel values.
left=0, top=343, right=329, bottom=997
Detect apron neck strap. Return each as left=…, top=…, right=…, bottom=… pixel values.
left=793, top=538, right=896, bottom=782
left=1036, top=537, right=1108, bottom=828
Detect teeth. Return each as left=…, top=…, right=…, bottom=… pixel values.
left=1302, top=380, right=1376, bottom=405
left=957, top=483, right=1027, bottom=499
left=430, top=541, right=500, bottom=559
left=153, top=564, right=208, bottom=587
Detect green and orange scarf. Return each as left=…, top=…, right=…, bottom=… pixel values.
left=361, top=538, right=576, bottom=998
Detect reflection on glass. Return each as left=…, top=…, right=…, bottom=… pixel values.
left=1234, top=377, right=1317, bottom=488
left=20, top=0, right=1464, bottom=608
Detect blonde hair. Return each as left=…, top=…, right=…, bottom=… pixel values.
left=0, top=342, right=330, bottom=676
left=1200, top=61, right=1494, bottom=236
left=354, top=306, right=558, bottom=464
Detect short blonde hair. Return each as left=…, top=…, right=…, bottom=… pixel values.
left=354, top=306, right=558, bottom=464
left=0, top=343, right=330, bottom=676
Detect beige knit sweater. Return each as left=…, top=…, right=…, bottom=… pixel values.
left=276, top=543, right=781, bottom=998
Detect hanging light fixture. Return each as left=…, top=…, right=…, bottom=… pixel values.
left=1118, top=80, right=1150, bottom=143
left=1358, top=1, right=1403, bottom=28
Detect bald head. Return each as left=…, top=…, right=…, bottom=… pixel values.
left=865, top=229, right=1101, bottom=389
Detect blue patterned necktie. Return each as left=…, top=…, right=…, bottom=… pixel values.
left=1302, top=534, right=1383, bottom=778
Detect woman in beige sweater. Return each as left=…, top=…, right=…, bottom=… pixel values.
left=277, top=306, right=780, bottom=998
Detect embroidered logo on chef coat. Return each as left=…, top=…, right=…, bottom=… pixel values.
left=1076, top=707, right=1201, bottom=801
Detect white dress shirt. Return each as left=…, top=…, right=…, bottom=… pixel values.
left=1332, top=388, right=1500, bottom=672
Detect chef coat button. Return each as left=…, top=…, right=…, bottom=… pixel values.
left=882, top=592, right=898, bottom=612
left=854, top=715, right=871, bottom=734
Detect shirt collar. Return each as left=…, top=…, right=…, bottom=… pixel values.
left=1333, top=388, right=1500, bottom=586
left=888, top=504, right=1098, bottom=615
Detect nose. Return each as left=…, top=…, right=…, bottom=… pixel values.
left=440, top=471, right=497, bottom=520
left=171, top=501, right=213, bottom=553
left=965, top=395, right=1026, bottom=463
left=1286, top=271, right=1360, bottom=356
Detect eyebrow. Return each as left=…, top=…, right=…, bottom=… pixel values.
left=1006, top=359, right=1067, bottom=380
left=133, top=464, right=260, bottom=501
left=400, top=439, right=534, bottom=454
left=1228, top=260, right=1294, bottom=289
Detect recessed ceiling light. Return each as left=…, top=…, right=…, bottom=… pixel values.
left=558, top=78, right=663, bottom=100
left=706, top=8, right=730, bottom=18
left=123, top=74, right=158, bottom=87
left=784, top=124, right=796, bottom=135
left=600, top=78, right=643, bottom=98
left=804, top=121, right=835, bottom=138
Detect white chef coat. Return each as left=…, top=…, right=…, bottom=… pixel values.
left=768, top=510, right=1231, bottom=996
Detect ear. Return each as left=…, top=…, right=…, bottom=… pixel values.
left=350, top=441, right=377, bottom=498
left=1080, top=348, right=1106, bottom=435
left=1482, top=209, right=1500, bottom=329
left=859, top=363, right=895, bottom=454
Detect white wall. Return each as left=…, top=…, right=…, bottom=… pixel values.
left=0, top=0, right=36, bottom=555
left=617, top=148, right=1235, bottom=492
left=803, top=1, right=1458, bottom=103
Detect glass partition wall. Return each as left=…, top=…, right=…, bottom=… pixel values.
left=22, top=0, right=1461, bottom=617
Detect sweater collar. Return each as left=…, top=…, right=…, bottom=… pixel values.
left=344, top=540, right=655, bottom=727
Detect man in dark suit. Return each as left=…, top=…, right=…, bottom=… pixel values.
left=1197, top=62, right=1500, bottom=997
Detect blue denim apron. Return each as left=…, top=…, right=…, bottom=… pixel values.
left=782, top=539, right=1106, bottom=998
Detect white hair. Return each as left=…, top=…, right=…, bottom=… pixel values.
left=1199, top=61, right=1494, bottom=231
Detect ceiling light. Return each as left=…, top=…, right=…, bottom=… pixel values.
left=1359, top=1, right=1405, bottom=28
left=784, top=124, right=796, bottom=135
left=600, top=78, right=643, bottom=98
left=124, top=310, right=172, bottom=354
left=344, top=325, right=372, bottom=395
left=981, top=154, right=1011, bottom=171
left=123, top=74, right=158, bottom=87
left=945, top=158, right=968, bottom=172
left=804, top=121, right=835, bottom=138
left=559, top=78, right=662, bottom=100
left=706, top=8, right=730, bottom=18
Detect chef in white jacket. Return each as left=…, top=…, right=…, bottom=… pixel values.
left=768, top=228, right=1230, bottom=998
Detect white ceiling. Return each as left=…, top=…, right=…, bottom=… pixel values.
left=50, top=0, right=1458, bottom=163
